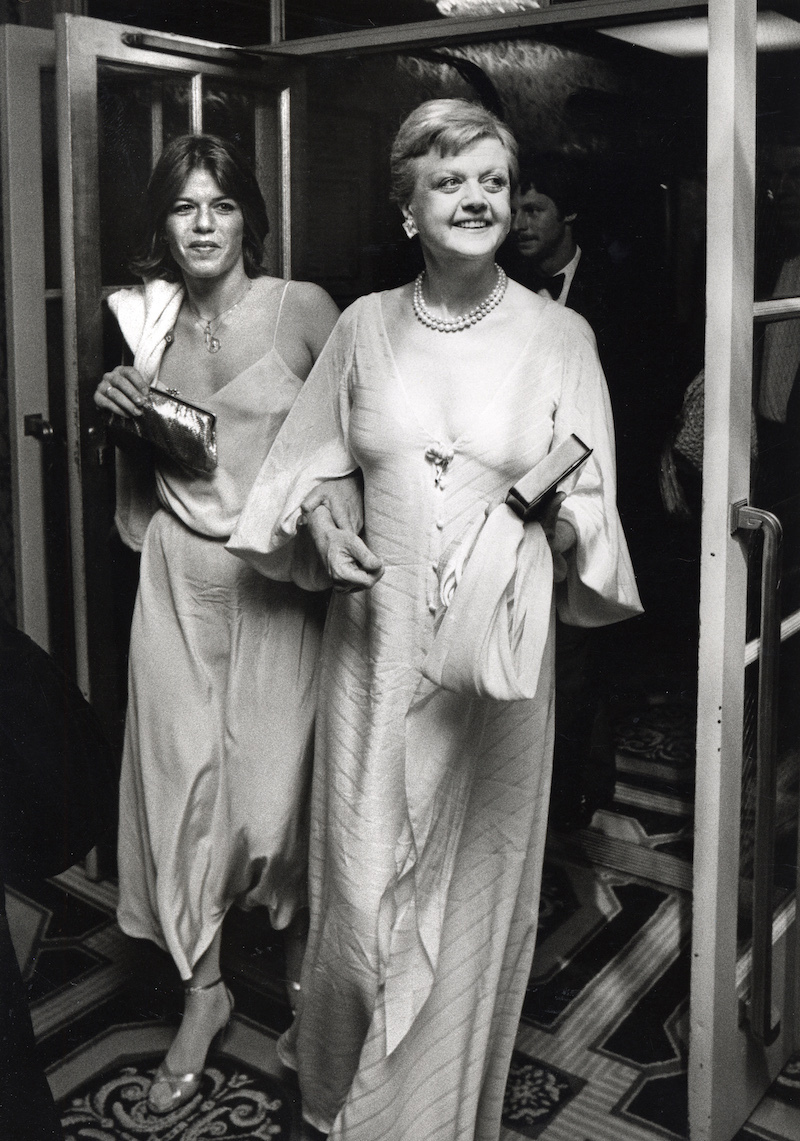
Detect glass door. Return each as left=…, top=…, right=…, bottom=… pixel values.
left=690, top=2, right=800, bottom=1137
left=0, top=26, right=56, bottom=654
left=46, top=3, right=800, bottom=1135
left=55, top=13, right=305, bottom=739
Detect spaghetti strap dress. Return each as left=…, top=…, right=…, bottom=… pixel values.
left=114, top=279, right=326, bottom=980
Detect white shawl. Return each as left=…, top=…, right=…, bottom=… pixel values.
left=106, top=279, right=184, bottom=551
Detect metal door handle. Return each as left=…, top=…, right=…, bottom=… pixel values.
left=24, top=413, right=55, bottom=441
left=732, top=500, right=783, bottom=1045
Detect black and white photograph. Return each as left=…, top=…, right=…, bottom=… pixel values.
left=0, top=2, right=799, bottom=1139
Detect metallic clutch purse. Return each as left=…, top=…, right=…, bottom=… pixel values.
left=107, top=388, right=217, bottom=474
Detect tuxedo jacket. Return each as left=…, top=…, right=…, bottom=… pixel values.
left=508, top=245, right=682, bottom=545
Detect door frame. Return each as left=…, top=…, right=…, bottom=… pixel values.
left=0, top=25, right=56, bottom=653
left=690, top=1, right=761, bottom=1137
left=692, top=0, right=800, bottom=1136
left=13, top=0, right=792, bottom=1132
left=264, top=2, right=797, bottom=1134
left=55, top=13, right=304, bottom=723
left=257, top=0, right=706, bottom=55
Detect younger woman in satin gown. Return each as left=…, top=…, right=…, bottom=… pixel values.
left=94, top=134, right=341, bottom=1114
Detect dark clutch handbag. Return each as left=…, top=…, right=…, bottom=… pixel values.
left=106, top=387, right=218, bottom=474
left=505, top=433, right=592, bottom=522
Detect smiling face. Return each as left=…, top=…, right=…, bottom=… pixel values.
left=402, top=137, right=512, bottom=264
left=163, top=167, right=245, bottom=282
left=512, top=186, right=576, bottom=271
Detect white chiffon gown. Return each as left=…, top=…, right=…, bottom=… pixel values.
left=229, top=290, right=642, bottom=1140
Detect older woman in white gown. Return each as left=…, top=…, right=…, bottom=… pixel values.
left=229, top=100, right=641, bottom=1140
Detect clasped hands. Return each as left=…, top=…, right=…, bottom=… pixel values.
left=303, top=480, right=576, bottom=594
left=300, top=478, right=384, bottom=593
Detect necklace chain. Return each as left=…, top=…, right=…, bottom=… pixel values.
left=413, top=264, right=507, bottom=333
left=189, top=280, right=252, bottom=354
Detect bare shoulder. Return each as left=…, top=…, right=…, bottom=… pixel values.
left=248, top=275, right=337, bottom=322
left=285, top=278, right=340, bottom=324
left=252, top=276, right=339, bottom=357
left=286, top=280, right=341, bottom=356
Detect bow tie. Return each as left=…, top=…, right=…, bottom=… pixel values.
left=529, top=271, right=565, bottom=300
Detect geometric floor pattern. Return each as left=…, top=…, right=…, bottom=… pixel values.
left=5, top=698, right=800, bottom=1141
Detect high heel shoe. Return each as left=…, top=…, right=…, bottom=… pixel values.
left=147, top=976, right=234, bottom=1114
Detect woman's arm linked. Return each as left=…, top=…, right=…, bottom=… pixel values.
left=293, top=284, right=384, bottom=592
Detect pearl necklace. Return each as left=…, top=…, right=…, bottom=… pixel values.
left=189, top=281, right=252, bottom=354
left=413, top=264, right=507, bottom=333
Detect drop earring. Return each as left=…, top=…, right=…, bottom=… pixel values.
left=402, top=217, right=418, bottom=239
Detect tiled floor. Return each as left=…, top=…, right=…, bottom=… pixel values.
left=6, top=699, right=800, bottom=1141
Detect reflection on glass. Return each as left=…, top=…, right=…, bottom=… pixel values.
left=753, top=48, right=800, bottom=616
left=752, top=311, right=800, bottom=616
left=40, top=70, right=61, bottom=292
left=755, top=49, right=800, bottom=302
left=757, top=143, right=800, bottom=302
left=97, top=64, right=192, bottom=286
left=738, top=647, right=800, bottom=955
left=160, top=76, right=194, bottom=150
left=202, top=80, right=256, bottom=165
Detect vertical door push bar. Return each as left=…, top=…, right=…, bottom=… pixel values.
left=732, top=501, right=783, bottom=1046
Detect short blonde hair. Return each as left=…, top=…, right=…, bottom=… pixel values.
left=390, top=98, right=518, bottom=206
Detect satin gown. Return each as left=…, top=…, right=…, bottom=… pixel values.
left=229, top=291, right=642, bottom=1140
left=114, top=280, right=326, bottom=980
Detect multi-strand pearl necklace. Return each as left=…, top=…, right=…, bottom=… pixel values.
left=413, top=264, right=507, bottom=333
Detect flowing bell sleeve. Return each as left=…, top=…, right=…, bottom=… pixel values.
left=226, top=303, right=359, bottom=586
left=551, top=312, right=643, bottom=626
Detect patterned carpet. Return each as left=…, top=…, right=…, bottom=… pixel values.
left=5, top=700, right=800, bottom=1141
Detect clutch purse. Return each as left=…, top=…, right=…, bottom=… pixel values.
left=106, top=387, right=217, bottom=474
left=505, top=433, right=592, bottom=522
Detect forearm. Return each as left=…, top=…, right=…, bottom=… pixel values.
left=301, top=502, right=383, bottom=591
left=302, top=502, right=339, bottom=561
left=301, top=473, right=363, bottom=535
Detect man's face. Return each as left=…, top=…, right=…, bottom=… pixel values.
left=511, top=186, right=570, bottom=265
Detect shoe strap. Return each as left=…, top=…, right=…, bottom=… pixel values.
left=153, top=1062, right=200, bottom=1085
left=184, top=975, right=225, bottom=996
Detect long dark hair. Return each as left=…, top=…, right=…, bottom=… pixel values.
left=131, top=134, right=270, bottom=281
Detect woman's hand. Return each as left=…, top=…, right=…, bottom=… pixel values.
left=93, top=366, right=149, bottom=419
left=303, top=503, right=383, bottom=592
left=301, top=474, right=364, bottom=535
left=540, top=492, right=577, bottom=583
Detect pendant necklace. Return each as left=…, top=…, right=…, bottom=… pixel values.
left=413, top=263, right=507, bottom=333
left=189, top=280, right=252, bottom=354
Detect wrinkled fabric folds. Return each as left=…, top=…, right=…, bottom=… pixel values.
left=231, top=291, right=642, bottom=1139
left=114, top=280, right=325, bottom=979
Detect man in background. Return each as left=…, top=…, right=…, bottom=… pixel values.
left=509, top=153, right=666, bottom=829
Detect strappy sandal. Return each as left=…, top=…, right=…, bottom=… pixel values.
left=147, top=976, right=234, bottom=1114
